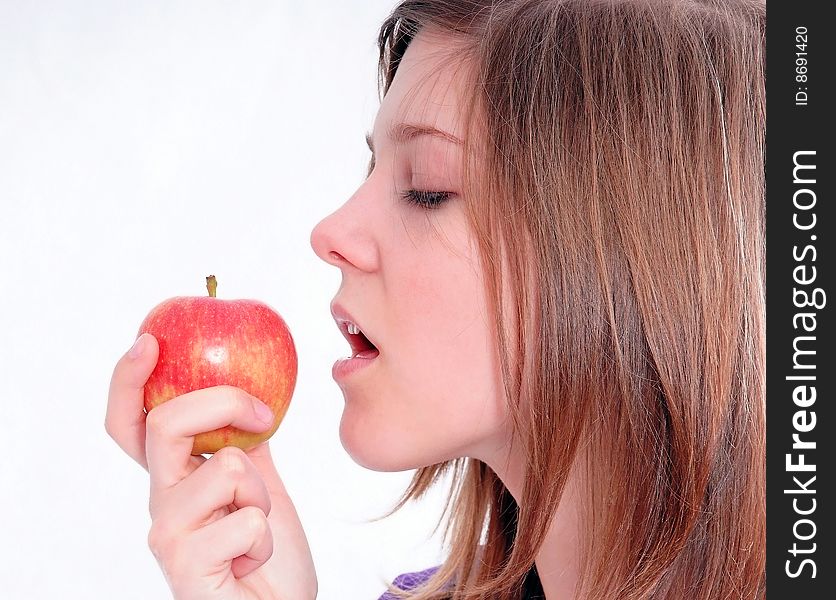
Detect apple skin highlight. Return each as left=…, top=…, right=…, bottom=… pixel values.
left=137, top=285, right=297, bottom=455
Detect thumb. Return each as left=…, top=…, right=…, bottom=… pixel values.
left=105, top=332, right=160, bottom=469
left=246, top=441, right=291, bottom=501
left=245, top=441, right=317, bottom=592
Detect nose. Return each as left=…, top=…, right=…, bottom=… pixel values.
left=310, top=187, right=379, bottom=273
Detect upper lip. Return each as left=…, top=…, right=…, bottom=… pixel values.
left=330, top=301, right=379, bottom=353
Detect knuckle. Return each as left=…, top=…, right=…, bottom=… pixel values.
left=146, top=523, right=172, bottom=559
left=229, top=386, right=254, bottom=412
left=240, top=505, right=268, bottom=535
left=144, top=406, right=170, bottom=438
left=215, top=446, right=248, bottom=477
left=214, top=386, right=239, bottom=415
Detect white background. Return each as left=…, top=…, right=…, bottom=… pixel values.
left=0, top=1, right=450, bottom=598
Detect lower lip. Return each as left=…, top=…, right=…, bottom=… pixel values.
left=332, top=349, right=380, bottom=382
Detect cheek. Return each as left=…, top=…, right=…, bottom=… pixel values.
left=338, top=350, right=506, bottom=472
left=390, top=250, right=494, bottom=406
left=339, top=286, right=508, bottom=471
left=338, top=221, right=511, bottom=470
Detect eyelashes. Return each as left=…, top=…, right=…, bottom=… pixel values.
left=365, top=151, right=452, bottom=210
left=400, top=189, right=452, bottom=209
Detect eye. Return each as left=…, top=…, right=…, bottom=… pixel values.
left=401, top=189, right=452, bottom=209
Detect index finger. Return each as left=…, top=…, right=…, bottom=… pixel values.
left=105, top=333, right=159, bottom=470
left=145, top=386, right=275, bottom=494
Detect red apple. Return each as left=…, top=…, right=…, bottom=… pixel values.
left=137, top=275, right=297, bottom=455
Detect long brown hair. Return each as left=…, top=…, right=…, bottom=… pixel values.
left=374, top=1, right=765, bottom=598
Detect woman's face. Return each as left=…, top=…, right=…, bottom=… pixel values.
left=310, top=30, right=510, bottom=472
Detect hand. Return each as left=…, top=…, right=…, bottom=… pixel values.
left=105, top=333, right=317, bottom=600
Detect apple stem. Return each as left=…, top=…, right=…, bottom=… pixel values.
left=206, top=275, right=217, bottom=298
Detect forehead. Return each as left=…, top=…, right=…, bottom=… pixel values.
left=374, top=29, right=471, bottom=140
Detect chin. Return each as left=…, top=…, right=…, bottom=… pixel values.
left=339, top=416, right=404, bottom=471
left=338, top=411, right=443, bottom=472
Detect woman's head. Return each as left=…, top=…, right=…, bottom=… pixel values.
left=314, top=0, right=766, bottom=598
left=309, top=29, right=513, bottom=473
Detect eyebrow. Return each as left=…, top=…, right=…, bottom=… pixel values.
left=365, top=122, right=463, bottom=154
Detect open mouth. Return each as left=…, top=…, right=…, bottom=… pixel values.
left=331, top=306, right=380, bottom=381
left=340, top=321, right=379, bottom=359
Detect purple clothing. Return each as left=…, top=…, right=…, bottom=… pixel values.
left=377, top=566, right=443, bottom=599
left=376, top=564, right=545, bottom=599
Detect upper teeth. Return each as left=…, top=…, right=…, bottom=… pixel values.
left=347, top=322, right=360, bottom=335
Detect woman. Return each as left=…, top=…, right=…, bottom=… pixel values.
left=105, top=0, right=766, bottom=598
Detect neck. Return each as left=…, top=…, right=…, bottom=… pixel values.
left=479, top=437, right=582, bottom=600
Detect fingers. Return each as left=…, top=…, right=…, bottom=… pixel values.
left=145, top=386, right=274, bottom=493
left=144, top=439, right=318, bottom=598
left=150, top=446, right=272, bottom=531
left=244, top=442, right=318, bottom=593
left=147, top=506, right=273, bottom=588
left=193, top=506, right=274, bottom=580
left=105, top=333, right=159, bottom=469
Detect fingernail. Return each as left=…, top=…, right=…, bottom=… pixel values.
left=128, top=334, right=147, bottom=359
left=253, top=399, right=274, bottom=426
